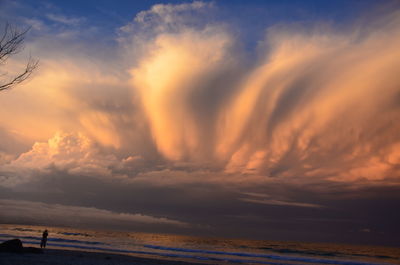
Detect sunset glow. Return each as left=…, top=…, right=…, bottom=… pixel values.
left=1, top=0, right=399, bottom=247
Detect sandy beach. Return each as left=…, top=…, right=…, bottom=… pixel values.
left=0, top=248, right=211, bottom=265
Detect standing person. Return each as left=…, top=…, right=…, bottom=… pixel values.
left=40, top=229, right=48, bottom=248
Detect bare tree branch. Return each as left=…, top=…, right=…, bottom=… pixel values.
left=0, top=57, right=38, bottom=91
left=0, top=22, right=38, bottom=92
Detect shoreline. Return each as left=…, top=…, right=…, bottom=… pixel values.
left=0, top=248, right=212, bottom=265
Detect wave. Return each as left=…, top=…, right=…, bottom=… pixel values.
left=259, top=247, right=394, bottom=261
left=0, top=233, right=387, bottom=265
left=57, top=232, right=91, bottom=237
left=0, top=233, right=106, bottom=246
left=10, top=227, right=92, bottom=237
left=143, top=245, right=385, bottom=265
left=11, top=228, right=36, bottom=232
left=16, top=240, right=293, bottom=265
left=259, top=247, right=337, bottom=256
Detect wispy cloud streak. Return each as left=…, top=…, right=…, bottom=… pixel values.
left=0, top=199, right=188, bottom=227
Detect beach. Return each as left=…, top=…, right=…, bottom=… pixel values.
left=1, top=224, right=400, bottom=265
left=0, top=248, right=210, bottom=265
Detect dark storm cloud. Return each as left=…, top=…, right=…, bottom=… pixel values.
left=1, top=170, right=399, bottom=245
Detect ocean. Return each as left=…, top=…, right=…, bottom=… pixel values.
left=1, top=224, right=399, bottom=265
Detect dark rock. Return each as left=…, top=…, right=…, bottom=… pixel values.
left=0, top=239, right=23, bottom=253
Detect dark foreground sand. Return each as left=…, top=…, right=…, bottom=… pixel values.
left=0, top=248, right=211, bottom=265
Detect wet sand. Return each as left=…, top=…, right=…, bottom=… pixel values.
left=0, top=248, right=211, bottom=265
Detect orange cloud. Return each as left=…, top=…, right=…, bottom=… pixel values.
left=130, top=27, right=234, bottom=161
left=1, top=3, right=399, bottom=188
left=0, top=131, right=143, bottom=187
left=128, top=9, right=400, bottom=183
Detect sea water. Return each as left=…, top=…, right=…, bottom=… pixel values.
left=0, top=224, right=399, bottom=265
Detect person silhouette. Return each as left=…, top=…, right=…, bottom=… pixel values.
left=40, top=229, right=48, bottom=248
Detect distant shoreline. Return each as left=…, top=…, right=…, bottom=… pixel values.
left=0, top=248, right=210, bottom=265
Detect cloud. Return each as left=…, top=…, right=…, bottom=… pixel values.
left=240, top=198, right=322, bottom=208
left=124, top=1, right=213, bottom=33
left=130, top=27, right=236, bottom=161
left=0, top=199, right=188, bottom=227
left=239, top=192, right=323, bottom=208
left=360, top=228, right=371, bottom=233
left=0, top=131, right=143, bottom=187
left=46, top=13, right=84, bottom=26
left=1, top=2, right=400, bottom=193
left=126, top=6, right=400, bottom=184
left=23, top=18, right=47, bottom=31
left=1, top=1, right=400, bottom=246
left=135, top=1, right=211, bottom=22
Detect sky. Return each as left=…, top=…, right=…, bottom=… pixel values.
left=0, top=0, right=400, bottom=246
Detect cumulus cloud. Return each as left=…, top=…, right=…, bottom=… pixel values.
left=0, top=131, right=142, bottom=187
left=130, top=27, right=236, bottom=161
left=127, top=5, right=400, bottom=183
left=220, top=21, right=400, bottom=181
left=0, top=199, right=187, bottom=227
left=1, top=2, right=400, bottom=192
